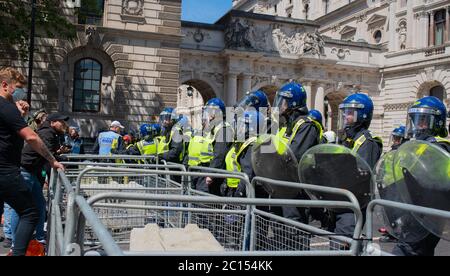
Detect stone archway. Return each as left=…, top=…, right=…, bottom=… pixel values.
left=417, top=81, right=447, bottom=102
left=177, top=79, right=218, bottom=130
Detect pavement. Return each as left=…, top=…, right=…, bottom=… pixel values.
left=1, top=221, right=448, bottom=256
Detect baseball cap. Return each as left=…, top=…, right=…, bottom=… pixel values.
left=110, top=121, right=125, bottom=129
left=47, top=113, right=69, bottom=122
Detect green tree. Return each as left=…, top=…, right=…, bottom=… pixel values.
left=0, top=0, right=102, bottom=58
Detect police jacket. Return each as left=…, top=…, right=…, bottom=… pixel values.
left=21, top=121, right=61, bottom=174
left=282, top=113, right=321, bottom=162
left=209, top=123, right=233, bottom=170
left=159, top=126, right=184, bottom=163
left=343, top=128, right=383, bottom=169
left=423, top=135, right=450, bottom=153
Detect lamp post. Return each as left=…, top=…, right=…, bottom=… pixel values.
left=27, top=0, right=37, bottom=105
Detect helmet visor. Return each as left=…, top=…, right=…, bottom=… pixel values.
left=338, top=107, right=360, bottom=131
left=389, top=134, right=404, bottom=148
left=273, top=92, right=291, bottom=115
left=406, top=111, right=436, bottom=138
left=159, top=111, right=175, bottom=128
left=202, top=105, right=223, bottom=129
left=236, top=94, right=260, bottom=110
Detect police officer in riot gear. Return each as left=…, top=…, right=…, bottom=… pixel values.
left=132, top=123, right=161, bottom=156
left=157, top=108, right=184, bottom=163
left=334, top=93, right=382, bottom=238
left=273, top=82, right=322, bottom=161
left=308, top=109, right=325, bottom=143
left=235, top=90, right=269, bottom=112
left=223, top=110, right=265, bottom=197
left=186, top=98, right=233, bottom=195
left=389, top=125, right=407, bottom=151
left=392, top=96, right=450, bottom=256
left=338, top=93, right=382, bottom=169
left=272, top=81, right=322, bottom=224
left=235, top=90, right=273, bottom=134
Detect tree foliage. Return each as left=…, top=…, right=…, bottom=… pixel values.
left=0, top=0, right=101, bottom=58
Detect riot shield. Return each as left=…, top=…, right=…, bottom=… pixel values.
left=252, top=134, right=300, bottom=199
left=298, top=144, right=374, bottom=209
left=393, top=140, right=450, bottom=241
left=375, top=151, right=429, bottom=242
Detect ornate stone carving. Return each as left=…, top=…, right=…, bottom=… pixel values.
left=248, top=23, right=274, bottom=52
left=356, top=12, right=367, bottom=23
left=271, top=26, right=306, bottom=54
left=303, top=31, right=325, bottom=57
left=331, top=48, right=350, bottom=59
left=331, top=24, right=341, bottom=33
left=122, top=0, right=144, bottom=16
left=185, top=29, right=211, bottom=43
left=251, top=76, right=269, bottom=88
left=224, top=18, right=253, bottom=49
left=85, top=25, right=96, bottom=44
left=397, top=20, right=407, bottom=50
left=225, top=19, right=325, bottom=56
left=384, top=102, right=413, bottom=111
left=205, top=72, right=224, bottom=85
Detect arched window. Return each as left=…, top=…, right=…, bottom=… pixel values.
left=434, top=10, right=446, bottom=46
left=430, top=85, right=445, bottom=101
left=373, top=30, right=382, bottom=44
left=73, top=58, right=102, bottom=112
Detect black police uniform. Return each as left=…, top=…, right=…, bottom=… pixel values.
left=195, top=124, right=233, bottom=196
left=392, top=135, right=449, bottom=256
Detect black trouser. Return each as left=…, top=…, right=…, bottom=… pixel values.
left=393, top=233, right=440, bottom=256
left=0, top=171, right=39, bottom=256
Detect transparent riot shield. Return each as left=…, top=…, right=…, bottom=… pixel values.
left=298, top=144, right=374, bottom=209
left=375, top=151, right=429, bottom=242
left=393, top=140, right=450, bottom=241
left=252, top=134, right=300, bottom=199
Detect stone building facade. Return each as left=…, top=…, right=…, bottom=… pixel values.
left=180, top=0, right=450, bottom=147
left=1, top=0, right=449, bottom=148
left=0, top=0, right=182, bottom=136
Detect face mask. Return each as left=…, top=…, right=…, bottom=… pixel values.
left=12, top=88, right=27, bottom=102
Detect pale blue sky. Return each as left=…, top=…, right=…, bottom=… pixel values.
left=181, top=0, right=232, bottom=24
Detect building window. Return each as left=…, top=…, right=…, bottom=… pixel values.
left=73, top=58, right=102, bottom=112
left=373, top=30, right=382, bottom=43
left=434, top=10, right=446, bottom=46
left=78, top=0, right=104, bottom=26
left=430, top=85, right=445, bottom=101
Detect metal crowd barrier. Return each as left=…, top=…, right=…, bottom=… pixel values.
left=48, top=166, right=363, bottom=256
left=47, top=158, right=450, bottom=256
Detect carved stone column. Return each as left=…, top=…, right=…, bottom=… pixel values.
left=446, top=7, right=450, bottom=42
left=406, top=0, right=414, bottom=48
left=241, top=74, right=252, bottom=97
left=388, top=0, right=397, bottom=51
left=314, top=85, right=325, bottom=119
left=429, top=11, right=435, bottom=46
left=303, top=82, right=313, bottom=110
left=226, top=73, right=238, bottom=106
